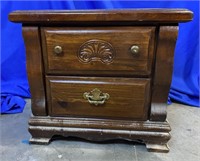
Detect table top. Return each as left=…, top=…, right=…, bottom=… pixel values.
left=9, top=9, right=193, bottom=24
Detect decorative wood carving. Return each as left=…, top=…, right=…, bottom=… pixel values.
left=78, top=39, right=115, bottom=64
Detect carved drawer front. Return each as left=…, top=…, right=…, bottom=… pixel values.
left=42, top=27, right=155, bottom=76
left=46, top=76, right=150, bottom=120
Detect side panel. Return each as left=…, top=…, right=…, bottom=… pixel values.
left=22, top=27, right=47, bottom=116
left=150, top=26, right=179, bottom=121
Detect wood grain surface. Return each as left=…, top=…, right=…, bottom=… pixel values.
left=150, top=26, right=179, bottom=121
left=42, top=27, right=155, bottom=76
left=9, top=9, right=193, bottom=24
left=22, top=27, right=47, bottom=116
left=46, top=76, right=150, bottom=120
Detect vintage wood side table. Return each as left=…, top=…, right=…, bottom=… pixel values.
left=9, top=9, right=193, bottom=152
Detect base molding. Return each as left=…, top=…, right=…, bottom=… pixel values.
left=29, top=116, right=171, bottom=153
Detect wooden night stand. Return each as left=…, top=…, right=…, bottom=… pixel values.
left=9, top=9, right=193, bottom=152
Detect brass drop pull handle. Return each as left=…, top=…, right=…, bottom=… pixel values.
left=83, top=88, right=110, bottom=106
left=131, top=45, right=139, bottom=55
left=54, top=45, right=63, bottom=55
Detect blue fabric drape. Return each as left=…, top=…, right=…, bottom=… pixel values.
left=1, top=1, right=199, bottom=114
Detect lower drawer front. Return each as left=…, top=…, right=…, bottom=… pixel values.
left=46, top=76, right=150, bottom=120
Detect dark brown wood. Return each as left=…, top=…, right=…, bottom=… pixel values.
left=46, top=76, right=150, bottom=120
left=28, top=116, right=171, bottom=152
left=150, top=26, right=179, bottom=121
left=9, top=9, right=193, bottom=153
left=22, top=27, right=47, bottom=116
left=42, top=27, right=155, bottom=76
left=29, top=117, right=171, bottom=132
left=9, top=9, right=193, bottom=24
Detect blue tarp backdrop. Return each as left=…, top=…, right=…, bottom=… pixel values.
left=1, top=1, right=199, bottom=114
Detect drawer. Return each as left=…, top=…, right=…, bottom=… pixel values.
left=42, top=27, right=155, bottom=76
left=46, top=76, right=150, bottom=120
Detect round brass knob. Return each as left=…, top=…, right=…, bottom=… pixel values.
left=54, top=45, right=63, bottom=55
left=130, top=45, right=139, bottom=55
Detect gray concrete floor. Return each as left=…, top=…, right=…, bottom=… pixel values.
left=0, top=99, right=200, bottom=161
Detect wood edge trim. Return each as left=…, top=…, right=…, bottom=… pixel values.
left=9, top=9, right=193, bottom=23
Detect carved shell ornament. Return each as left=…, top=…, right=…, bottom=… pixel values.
left=78, top=39, right=115, bottom=64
